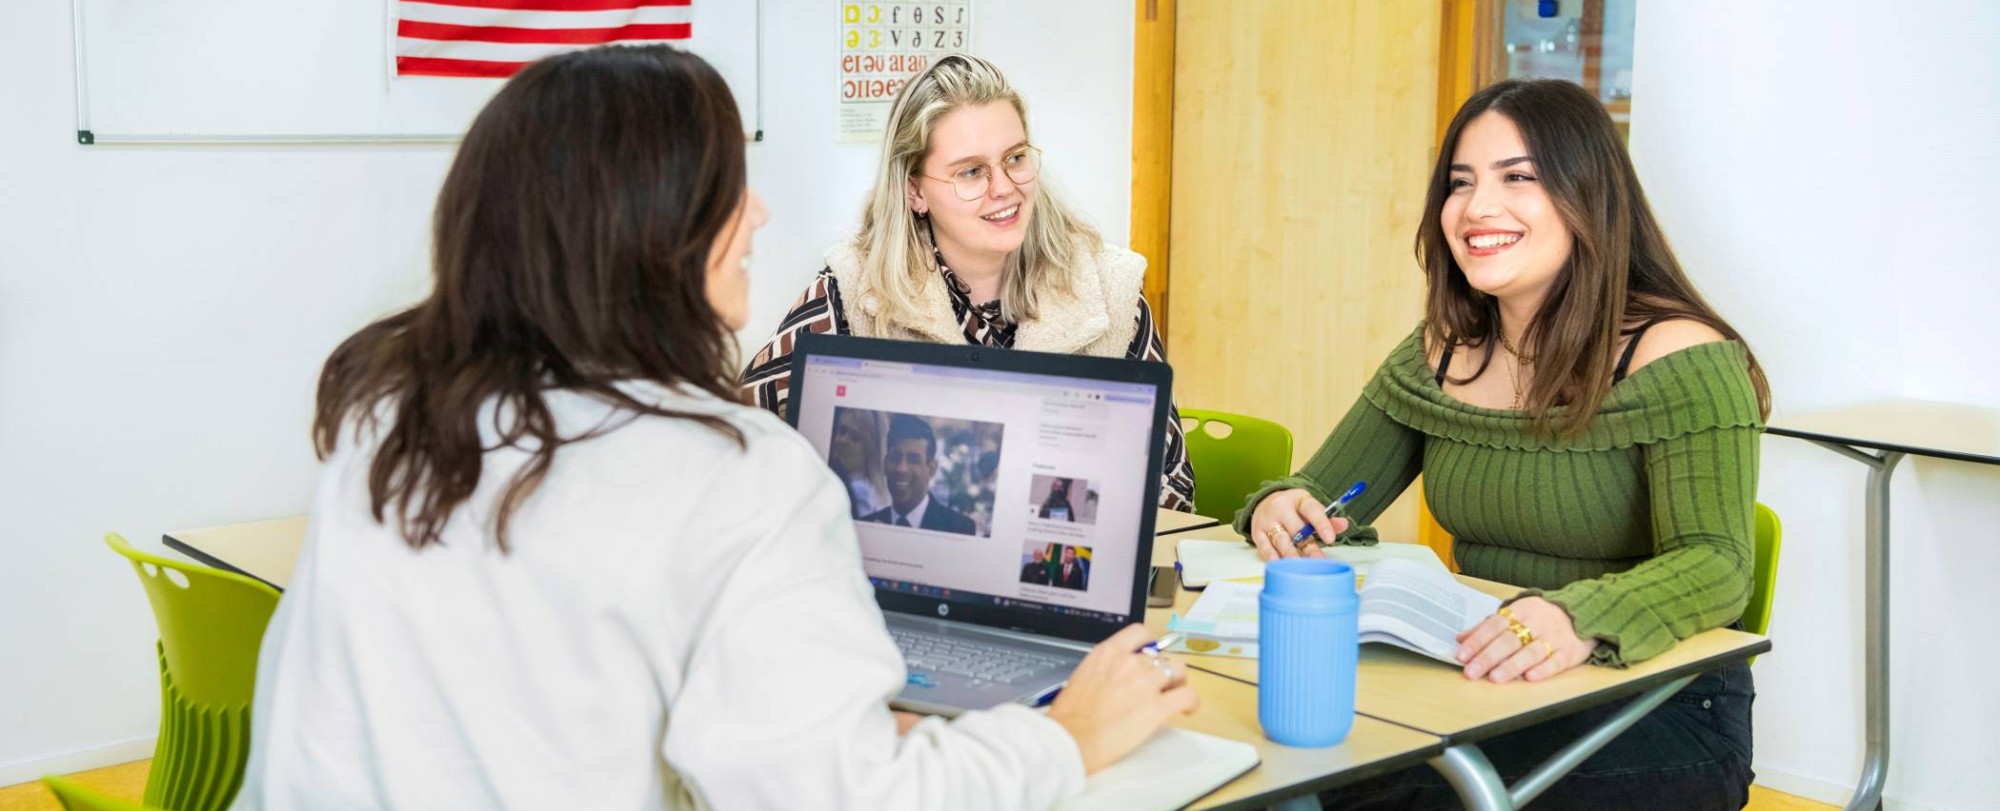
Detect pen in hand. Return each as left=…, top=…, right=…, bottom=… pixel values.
left=1290, top=481, right=1367, bottom=548
left=1031, top=632, right=1187, bottom=707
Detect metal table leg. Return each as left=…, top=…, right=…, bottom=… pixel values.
left=1426, top=674, right=1697, bottom=810
left=1809, top=441, right=1902, bottom=811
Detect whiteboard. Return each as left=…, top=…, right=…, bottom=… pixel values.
left=72, top=0, right=762, bottom=144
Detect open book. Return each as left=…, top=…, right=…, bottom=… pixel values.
left=1357, top=557, right=1501, bottom=663
left=1168, top=557, right=1501, bottom=664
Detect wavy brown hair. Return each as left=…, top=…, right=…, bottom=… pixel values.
left=313, top=46, right=748, bottom=550
left=1417, top=79, right=1771, bottom=435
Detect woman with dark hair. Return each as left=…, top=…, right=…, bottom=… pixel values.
left=1242, top=79, right=1770, bottom=809
left=234, top=46, right=1196, bottom=811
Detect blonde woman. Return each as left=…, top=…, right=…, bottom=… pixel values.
left=742, top=54, right=1196, bottom=511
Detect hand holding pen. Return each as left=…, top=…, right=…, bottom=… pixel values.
left=1041, top=625, right=1201, bottom=775
left=1245, top=481, right=1366, bottom=561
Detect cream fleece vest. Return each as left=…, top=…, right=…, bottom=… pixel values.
left=822, top=240, right=1148, bottom=358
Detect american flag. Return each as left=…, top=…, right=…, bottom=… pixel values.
left=395, top=0, right=695, bottom=79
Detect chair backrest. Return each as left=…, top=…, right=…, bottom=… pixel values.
left=1178, top=409, right=1294, bottom=524
left=104, top=534, right=279, bottom=706
left=42, top=775, right=155, bottom=811
left=1744, top=503, right=1783, bottom=637
left=105, top=533, right=280, bottom=811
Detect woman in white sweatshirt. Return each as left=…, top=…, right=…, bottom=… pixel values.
left=232, top=45, right=1197, bottom=811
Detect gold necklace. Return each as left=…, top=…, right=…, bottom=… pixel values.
left=1498, top=333, right=1533, bottom=410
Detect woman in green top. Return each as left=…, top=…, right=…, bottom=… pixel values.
left=1245, top=79, right=1771, bottom=809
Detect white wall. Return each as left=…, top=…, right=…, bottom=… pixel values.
left=0, top=0, right=1131, bottom=782
left=1631, top=4, right=2000, bottom=810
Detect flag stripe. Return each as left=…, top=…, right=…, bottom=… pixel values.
left=411, top=0, right=689, bottom=11
left=396, top=56, right=526, bottom=78
left=398, top=19, right=689, bottom=45
left=397, top=38, right=687, bottom=63
left=398, top=2, right=693, bottom=28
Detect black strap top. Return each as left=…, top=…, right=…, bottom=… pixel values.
left=1434, top=321, right=1658, bottom=388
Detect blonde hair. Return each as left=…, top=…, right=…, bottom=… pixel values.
left=855, top=53, right=1099, bottom=325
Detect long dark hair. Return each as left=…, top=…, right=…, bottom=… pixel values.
left=1416, top=78, right=1771, bottom=435
left=313, top=45, right=748, bottom=550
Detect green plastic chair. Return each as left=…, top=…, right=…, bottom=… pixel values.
left=105, top=533, right=280, bottom=811
left=1179, top=409, right=1294, bottom=525
left=1744, top=503, right=1783, bottom=637
left=41, top=775, right=158, bottom=811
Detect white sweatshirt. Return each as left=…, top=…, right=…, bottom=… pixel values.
left=232, top=382, right=1085, bottom=810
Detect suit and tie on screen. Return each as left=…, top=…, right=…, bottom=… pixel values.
left=859, top=414, right=981, bottom=536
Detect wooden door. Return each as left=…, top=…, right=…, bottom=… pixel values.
left=1156, top=0, right=1443, bottom=541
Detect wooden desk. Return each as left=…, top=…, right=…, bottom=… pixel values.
left=164, top=515, right=308, bottom=591
left=1146, top=526, right=1770, bottom=811
left=1764, top=399, right=2000, bottom=811
left=167, top=509, right=1217, bottom=594
left=1153, top=508, right=1222, bottom=536
left=1173, top=672, right=1442, bottom=810
left=165, top=509, right=1450, bottom=808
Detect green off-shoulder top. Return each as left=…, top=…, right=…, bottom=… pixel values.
left=1236, top=324, right=1764, bottom=666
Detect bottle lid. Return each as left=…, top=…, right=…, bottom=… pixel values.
left=1262, top=558, right=1356, bottom=608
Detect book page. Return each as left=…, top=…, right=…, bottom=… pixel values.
left=1356, top=558, right=1501, bottom=663
left=1171, top=580, right=1260, bottom=641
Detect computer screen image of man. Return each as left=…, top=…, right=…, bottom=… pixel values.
left=1028, top=474, right=1099, bottom=524
left=857, top=413, right=999, bottom=538
left=1053, top=545, right=1091, bottom=591
left=1018, top=542, right=1055, bottom=586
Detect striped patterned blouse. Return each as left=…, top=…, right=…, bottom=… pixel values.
left=741, top=266, right=1198, bottom=513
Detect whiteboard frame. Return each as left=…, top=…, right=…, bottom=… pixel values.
left=70, top=0, right=764, bottom=146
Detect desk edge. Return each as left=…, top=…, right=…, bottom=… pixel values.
left=1158, top=518, right=1225, bottom=537
left=1195, top=736, right=1445, bottom=811
left=1764, top=426, right=2000, bottom=466
left=1405, top=636, right=1772, bottom=744
left=161, top=533, right=287, bottom=593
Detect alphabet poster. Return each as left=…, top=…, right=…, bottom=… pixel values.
left=839, top=2, right=974, bottom=142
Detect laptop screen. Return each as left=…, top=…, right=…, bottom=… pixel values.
left=788, top=334, right=1168, bottom=642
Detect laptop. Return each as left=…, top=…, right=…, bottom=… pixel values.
left=787, top=332, right=1172, bottom=716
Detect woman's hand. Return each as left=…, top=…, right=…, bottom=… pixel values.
left=1244, top=489, right=1349, bottom=561
left=1046, top=625, right=1201, bottom=774
left=1455, top=596, right=1598, bottom=683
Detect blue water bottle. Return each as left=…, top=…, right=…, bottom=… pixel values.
left=1259, top=558, right=1359, bottom=746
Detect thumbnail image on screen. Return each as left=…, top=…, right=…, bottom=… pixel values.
left=832, top=407, right=1003, bottom=538
left=1027, top=474, right=1099, bottom=524
left=1019, top=542, right=1093, bottom=591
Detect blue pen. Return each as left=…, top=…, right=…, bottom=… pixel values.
left=1031, top=632, right=1187, bottom=707
left=1290, top=481, right=1368, bottom=548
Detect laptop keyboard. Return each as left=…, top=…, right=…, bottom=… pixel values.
left=889, top=627, right=1071, bottom=685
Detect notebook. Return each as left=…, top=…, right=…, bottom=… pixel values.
left=1175, top=538, right=1447, bottom=588
left=1056, top=726, right=1260, bottom=811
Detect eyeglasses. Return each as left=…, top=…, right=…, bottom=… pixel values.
left=920, top=145, right=1042, bottom=202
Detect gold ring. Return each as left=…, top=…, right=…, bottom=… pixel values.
left=1497, top=606, right=1521, bottom=623
left=1507, top=620, right=1535, bottom=647
left=1542, top=640, right=1555, bottom=658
